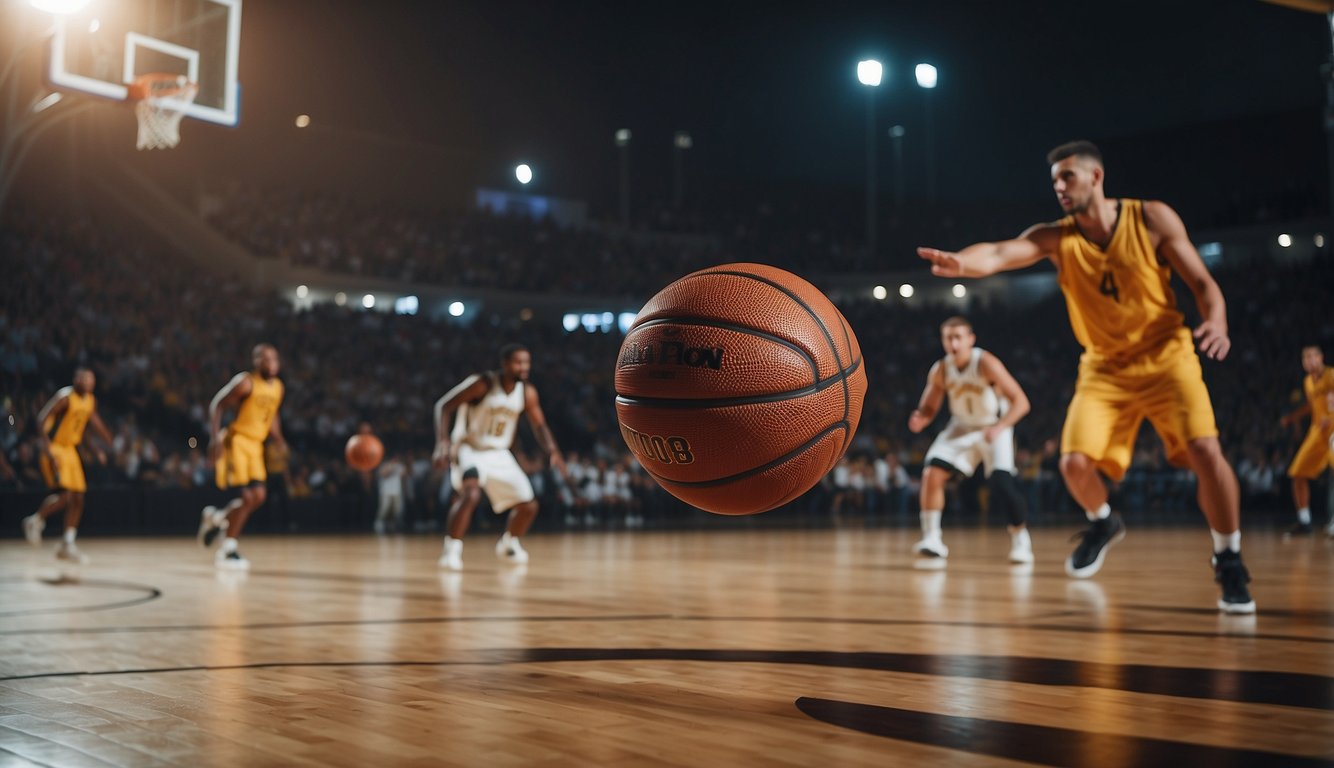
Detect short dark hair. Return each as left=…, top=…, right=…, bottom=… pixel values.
left=500, top=343, right=528, bottom=363
left=1047, top=140, right=1103, bottom=167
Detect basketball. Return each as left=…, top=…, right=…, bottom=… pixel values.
left=345, top=434, right=384, bottom=471
left=614, top=263, right=866, bottom=515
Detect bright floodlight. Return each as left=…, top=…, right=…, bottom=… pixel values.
left=872, top=285, right=887, bottom=300
left=899, top=283, right=914, bottom=298
left=952, top=284, right=966, bottom=298
left=1316, top=234, right=1326, bottom=248
left=915, top=63, right=938, bottom=89
left=362, top=294, right=376, bottom=309
left=1277, top=234, right=1292, bottom=248
left=448, top=301, right=465, bottom=317
left=857, top=60, right=883, bottom=87
left=295, top=114, right=311, bottom=128
left=30, top=0, right=92, bottom=14
left=334, top=292, right=347, bottom=306
left=515, top=164, right=533, bottom=184
left=615, top=129, right=632, bottom=146
left=295, top=285, right=308, bottom=298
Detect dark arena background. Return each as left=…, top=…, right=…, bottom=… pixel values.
left=2, top=1, right=1332, bottom=765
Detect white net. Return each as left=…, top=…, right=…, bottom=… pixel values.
left=133, top=76, right=199, bottom=150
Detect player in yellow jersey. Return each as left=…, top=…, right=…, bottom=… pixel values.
left=1279, top=345, right=1334, bottom=537
left=918, top=140, right=1254, bottom=613
left=22, top=368, right=114, bottom=564
left=197, top=344, right=287, bottom=570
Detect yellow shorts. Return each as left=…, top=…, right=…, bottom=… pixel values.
left=217, top=433, right=267, bottom=489
left=1061, top=348, right=1218, bottom=481
left=1288, top=426, right=1334, bottom=479
left=40, top=443, right=86, bottom=493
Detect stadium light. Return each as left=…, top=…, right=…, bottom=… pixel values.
left=1316, top=233, right=1326, bottom=248
left=952, top=284, right=966, bottom=298
left=362, top=294, right=375, bottom=309
left=448, top=301, right=465, bottom=317
left=515, top=164, right=533, bottom=185
left=899, top=283, right=914, bottom=298
left=914, top=63, right=938, bottom=89
left=29, top=0, right=92, bottom=14
left=334, top=292, right=347, bottom=306
left=872, top=285, right=887, bottom=300
left=1277, top=233, right=1292, bottom=247
left=857, top=60, right=883, bottom=87
left=295, top=285, right=308, bottom=298
left=295, top=114, right=311, bottom=128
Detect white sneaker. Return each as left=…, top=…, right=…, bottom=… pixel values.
left=55, top=542, right=88, bottom=564
left=1008, top=540, right=1035, bottom=564
left=438, top=538, right=463, bottom=571
left=215, top=550, right=250, bottom=571
left=22, top=514, right=44, bottom=546
left=912, top=536, right=949, bottom=559
left=197, top=506, right=226, bottom=547
left=496, top=535, right=529, bottom=564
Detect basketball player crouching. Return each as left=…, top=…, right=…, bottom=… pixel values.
left=908, top=317, right=1034, bottom=565
left=433, top=344, right=569, bottom=570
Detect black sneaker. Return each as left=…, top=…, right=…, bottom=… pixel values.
left=1285, top=522, right=1313, bottom=537
left=1064, top=513, right=1126, bottom=578
left=1212, top=550, right=1255, bottom=614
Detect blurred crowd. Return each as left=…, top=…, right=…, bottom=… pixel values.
left=3, top=201, right=1330, bottom=524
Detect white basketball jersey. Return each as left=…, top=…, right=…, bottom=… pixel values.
left=943, top=348, right=1003, bottom=428
left=452, top=373, right=525, bottom=450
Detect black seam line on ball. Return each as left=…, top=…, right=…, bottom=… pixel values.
left=627, top=317, right=818, bottom=384
left=616, top=356, right=861, bottom=409
left=640, top=421, right=851, bottom=488
left=701, top=269, right=851, bottom=445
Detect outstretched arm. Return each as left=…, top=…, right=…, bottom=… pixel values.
left=524, top=384, right=569, bottom=483
left=918, top=223, right=1060, bottom=278
left=907, top=362, right=947, bottom=434
left=1145, top=200, right=1230, bottom=361
left=979, top=352, right=1031, bottom=443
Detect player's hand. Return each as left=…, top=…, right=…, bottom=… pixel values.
left=550, top=452, right=569, bottom=482
left=918, top=247, right=966, bottom=278
left=206, top=439, right=222, bottom=469
left=907, top=409, right=930, bottom=434
left=1193, top=319, right=1231, bottom=361
left=983, top=425, right=1003, bottom=444
left=432, top=441, right=451, bottom=471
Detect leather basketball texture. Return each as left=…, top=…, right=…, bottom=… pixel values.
left=615, top=263, right=866, bottom=515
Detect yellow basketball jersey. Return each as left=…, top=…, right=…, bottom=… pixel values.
left=1054, top=199, right=1190, bottom=363
left=231, top=373, right=284, bottom=441
left=1306, top=368, right=1334, bottom=424
left=48, top=390, right=94, bottom=447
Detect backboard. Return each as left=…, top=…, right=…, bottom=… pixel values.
left=46, top=0, right=241, bottom=126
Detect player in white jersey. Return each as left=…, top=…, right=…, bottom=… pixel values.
left=432, top=344, right=569, bottom=569
left=908, top=317, right=1034, bottom=564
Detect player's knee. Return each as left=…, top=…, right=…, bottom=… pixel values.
left=1185, top=437, right=1223, bottom=464
left=1059, top=452, right=1094, bottom=478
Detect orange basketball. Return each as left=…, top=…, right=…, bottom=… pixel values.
left=615, top=263, right=866, bottom=515
left=345, top=434, right=384, bottom=471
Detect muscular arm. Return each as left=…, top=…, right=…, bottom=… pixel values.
left=918, top=224, right=1060, bottom=278
left=524, top=384, right=569, bottom=481
left=979, top=352, right=1030, bottom=439
left=907, top=362, right=947, bottom=433
left=89, top=409, right=115, bottom=463
left=207, top=373, right=251, bottom=465
left=268, top=410, right=287, bottom=451
left=1144, top=200, right=1230, bottom=361
left=35, top=389, right=70, bottom=454
left=432, top=374, right=487, bottom=468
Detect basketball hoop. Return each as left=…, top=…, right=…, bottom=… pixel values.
left=127, top=73, right=198, bottom=150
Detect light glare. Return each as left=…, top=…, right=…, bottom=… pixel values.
left=362, top=294, right=375, bottom=309
left=295, top=285, right=308, bottom=298
left=1277, top=234, right=1292, bottom=248
left=857, top=60, right=883, bottom=87
left=448, top=301, right=465, bottom=317
left=915, top=63, right=939, bottom=89
left=515, top=164, right=533, bottom=184
left=952, top=284, right=966, bottom=298
left=295, top=114, right=311, bottom=128
left=872, top=285, right=887, bottom=300
left=899, top=284, right=914, bottom=298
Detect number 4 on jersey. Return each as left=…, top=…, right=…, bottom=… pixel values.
left=1099, top=270, right=1120, bottom=303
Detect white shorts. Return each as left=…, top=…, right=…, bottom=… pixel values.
left=924, top=422, right=1015, bottom=478
left=451, top=444, right=535, bottom=513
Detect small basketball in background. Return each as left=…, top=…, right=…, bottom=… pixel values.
left=615, top=262, right=866, bottom=515
left=345, top=434, right=384, bottom=471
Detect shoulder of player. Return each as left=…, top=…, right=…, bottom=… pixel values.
left=1138, top=199, right=1184, bottom=232
left=1019, top=221, right=1064, bottom=250
left=53, top=385, right=76, bottom=401
left=976, top=350, right=1010, bottom=378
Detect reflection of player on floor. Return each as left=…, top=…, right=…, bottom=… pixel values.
left=1279, top=345, right=1334, bottom=537
left=198, top=344, right=287, bottom=570
left=918, top=140, right=1254, bottom=613
left=907, top=317, right=1033, bottom=564
left=22, top=368, right=114, bottom=564
left=433, top=344, right=568, bottom=570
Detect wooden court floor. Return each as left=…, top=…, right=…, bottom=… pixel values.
left=2, top=526, right=1332, bottom=767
